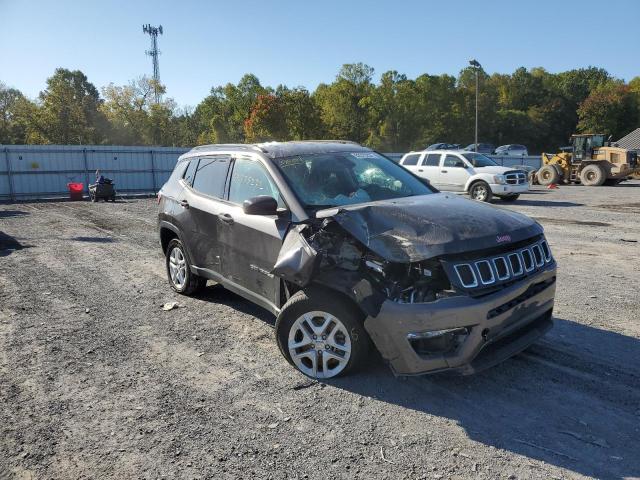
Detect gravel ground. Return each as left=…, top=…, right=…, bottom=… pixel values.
left=1, top=183, right=639, bottom=480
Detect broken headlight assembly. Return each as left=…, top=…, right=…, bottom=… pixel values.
left=363, top=254, right=457, bottom=304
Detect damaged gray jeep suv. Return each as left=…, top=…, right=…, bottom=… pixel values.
left=158, top=141, right=556, bottom=379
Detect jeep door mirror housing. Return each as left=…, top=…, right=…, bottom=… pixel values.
left=455, top=160, right=467, bottom=168
left=243, top=195, right=278, bottom=215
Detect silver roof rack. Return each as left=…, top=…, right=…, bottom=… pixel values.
left=188, top=144, right=267, bottom=153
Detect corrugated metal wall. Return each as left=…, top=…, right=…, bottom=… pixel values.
left=0, top=145, right=189, bottom=200
left=0, top=145, right=543, bottom=201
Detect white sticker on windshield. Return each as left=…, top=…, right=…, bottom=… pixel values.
left=350, top=152, right=378, bottom=159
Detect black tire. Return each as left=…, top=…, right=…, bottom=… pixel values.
left=469, top=181, right=493, bottom=202
left=275, top=287, right=371, bottom=379
left=580, top=164, right=606, bottom=186
left=165, top=238, right=206, bottom=295
left=537, top=165, right=560, bottom=185
left=499, top=194, right=520, bottom=202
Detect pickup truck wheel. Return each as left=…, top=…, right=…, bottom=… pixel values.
left=469, top=181, right=493, bottom=202
left=276, top=289, right=370, bottom=379
left=499, top=194, right=520, bottom=202
left=166, top=238, right=206, bottom=295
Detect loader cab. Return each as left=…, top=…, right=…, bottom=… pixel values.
left=571, top=134, right=606, bottom=163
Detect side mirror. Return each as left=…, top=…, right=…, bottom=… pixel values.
left=243, top=195, right=278, bottom=215
left=455, top=161, right=467, bottom=168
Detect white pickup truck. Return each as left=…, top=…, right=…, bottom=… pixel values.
left=399, top=150, right=529, bottom=202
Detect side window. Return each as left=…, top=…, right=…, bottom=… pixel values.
left=191, top=156, right=230, bottom=198
left=228, top=158, right=282, bottom=206
left=444, top=155, right=464, bottom=168
left=402, top=154, right=420, bottom=166
left=182, top=159, right=198, bottom=185
left=423, top=154, right=440, bottom=167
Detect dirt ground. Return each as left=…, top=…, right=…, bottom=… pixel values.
left=1, top=183, right=639, bottom=480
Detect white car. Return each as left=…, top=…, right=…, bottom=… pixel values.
left=399, top=150, right=528, bottom=202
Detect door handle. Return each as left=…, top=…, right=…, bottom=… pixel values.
left=218, top=213, right=234, bottom=225
left=179, top=199, right=189, bottom=208
left=441, top=170, right=448, bottom=173
left=418, top=169, right=424, bottom=172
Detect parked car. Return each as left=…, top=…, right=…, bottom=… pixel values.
left=399, top=150, right=529, bottom=202
left=158, top=141, right=555, bottom=379
left=495, top=144, right=529, bottom=156
left=464, top=143, right=496, bottom=154
left=426, top=143, right=460, bottom=150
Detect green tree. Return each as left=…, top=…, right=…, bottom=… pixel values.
left=31, top=68, right=107, bottom=144
left=314, top=63, right=375, bottom=142
left=277, top=86, right=324, bottom=140
left=0, top=82, right=31, bottom=144
left=577, top=82, right=639, bottom=138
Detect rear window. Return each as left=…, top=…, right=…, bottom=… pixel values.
left=423, top=153, right=440, bottom=167
left=192, top=156, right=230, bottom=198
left=182, top=159, right=197, bottom=185
left=402, top=154, right=420, bottom=166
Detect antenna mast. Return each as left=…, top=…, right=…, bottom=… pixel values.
left=142, top=24, right=163, bottom=103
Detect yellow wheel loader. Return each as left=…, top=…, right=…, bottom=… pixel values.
left=536, top=134, right=639, bottom=186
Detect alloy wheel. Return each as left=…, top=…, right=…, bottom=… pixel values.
left=168, top=246, right=187, bottom=289
left=287, top=311, right=352, bottom=379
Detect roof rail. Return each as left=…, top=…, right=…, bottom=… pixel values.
left=188, top=143, right=267, bottom=153
left=287, top=140, right=362, bottom=146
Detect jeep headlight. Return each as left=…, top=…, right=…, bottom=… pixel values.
left=493, top=175, right=506, bottom=184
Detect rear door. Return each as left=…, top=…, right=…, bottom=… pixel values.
left=217, top=156, right=290, bottom=305
left=416, top=153, right=443, bottom=187
left=178, top=155, right=231, bottom=272
left=439, top=154, right=471, bottom=191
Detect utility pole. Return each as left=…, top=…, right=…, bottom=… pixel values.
left=469, top=59, right=481, bottom=153
left=143, top=24, right=163, bottom=104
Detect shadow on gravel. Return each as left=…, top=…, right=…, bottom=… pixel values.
left=328, top=317, right=640, bottom=480
left=69, top=236, right=116, bottom=243
left=0, top=231, right=30, bottom=257
left=0, top=209, right=30, bottom=218
left=510, top=199, right=584, bottom=207
left=197, top=284, right=276, bottom=326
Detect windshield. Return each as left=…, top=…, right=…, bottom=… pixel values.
left=461, top=152, right=498, bottom=167
left=274, top=151, right=434, bottom=208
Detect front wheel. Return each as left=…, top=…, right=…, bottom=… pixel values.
left=580, top=164, right=606, bottom=186
left=276, top=288, right=371, bottom=379
left=469, top=181, right=493, bottom=202
left=165, top=238, right=206, bottom=295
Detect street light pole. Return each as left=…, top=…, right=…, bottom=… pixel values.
left=469, top=59, right=481, bottom=153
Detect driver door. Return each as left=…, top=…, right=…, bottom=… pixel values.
left=216, top=156, right=289, bottom=306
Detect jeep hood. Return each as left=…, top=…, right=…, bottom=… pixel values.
left=315, top=193, right=542, bottom=263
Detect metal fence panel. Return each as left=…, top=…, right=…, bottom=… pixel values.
left=0, top=145, right=543, bottom=201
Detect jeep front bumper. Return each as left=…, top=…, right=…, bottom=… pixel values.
left=364, top=264, right=556, bottom=375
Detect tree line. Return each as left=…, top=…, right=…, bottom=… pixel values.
left=1, top=63, right=639, bottom=153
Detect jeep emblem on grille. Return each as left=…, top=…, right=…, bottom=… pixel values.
left=496, top=234, right=512, bottom=243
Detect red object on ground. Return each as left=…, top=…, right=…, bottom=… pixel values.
left=547, top=183, right=559, bottom=189
left=67, top=182, right=84, bottom=201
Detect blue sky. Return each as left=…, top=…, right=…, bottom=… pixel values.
left=1, top=0, right=639, bottom=107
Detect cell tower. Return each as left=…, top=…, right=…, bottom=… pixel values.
left=142, top=24, right=163, bottom=103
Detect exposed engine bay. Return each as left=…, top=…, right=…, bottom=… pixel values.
left=272, top=218, right=456, bottom=315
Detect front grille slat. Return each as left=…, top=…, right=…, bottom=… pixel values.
left=446, top=239, right=553, bottom=294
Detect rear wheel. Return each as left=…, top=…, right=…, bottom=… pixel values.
left=165, top=238, right=206, bottom=295
left=580, top=164, right=606, bottom=186
left=276, top=288, right=370, bottom=379
left=537, top=165, right=560, bottom=185
left=469, top=181, right=493, bottom=202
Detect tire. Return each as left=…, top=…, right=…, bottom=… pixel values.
left=580, top=164, right=606, bottom=186
left=537, top=165, right=560, bottom=185
left=499, top=194, right=520, bottom=202
left=469, top=181, right=493, bottom=202
left=165, top=238, right=206, bottom=295
left=275, top=288, right=371, bottom=379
